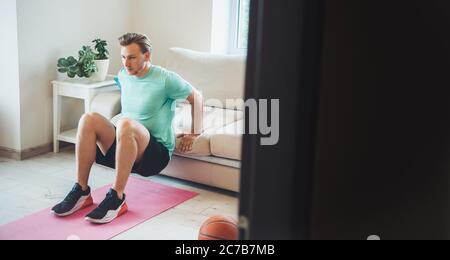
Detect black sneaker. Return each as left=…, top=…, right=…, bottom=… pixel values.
left=85, top=189, right=128, bottom=224
left=52, top=183, right=93, bottom=217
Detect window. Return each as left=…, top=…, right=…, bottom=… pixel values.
left=238, top=0, right=250, bottom=50
left=229, top=0, right=250, bottom=54
left=211, top=0, right=250, bottom=55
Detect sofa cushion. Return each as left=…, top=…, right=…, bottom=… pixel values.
left=173, top=103, right=243, bottom=134
left=91, top=91, right=121, bottom=120
left=210, top=120, right=244, bottom=161
left=166, top=48, right=246, bottom=110
left=173, top=104, right=243, bottom=156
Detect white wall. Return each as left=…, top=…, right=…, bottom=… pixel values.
left=16, top=0, right=132, bottom=150
left=132, top=0, right=213, bottom=66
left=0, top=0, right=21, bottom=150
left=1, top=0, right=216, bottom=153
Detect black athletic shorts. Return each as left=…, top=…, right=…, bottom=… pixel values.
left=95, top=128, right=170, bottom=177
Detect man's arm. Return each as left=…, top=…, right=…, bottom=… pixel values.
left=186, top=87, right=203, bottom=135
left=179, top=87, right=203, bottom=153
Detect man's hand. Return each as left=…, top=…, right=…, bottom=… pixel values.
left=178, top=134, right=200, bottom=153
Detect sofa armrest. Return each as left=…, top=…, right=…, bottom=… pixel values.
left=91, top=91, right=121, bottom=120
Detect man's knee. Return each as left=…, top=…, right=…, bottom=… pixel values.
left=79, top=112, right=102, bottom=132
left=116, top=118, right=135, bottom=141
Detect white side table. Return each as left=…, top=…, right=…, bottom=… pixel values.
left=52, top=75, right=118, bottom=153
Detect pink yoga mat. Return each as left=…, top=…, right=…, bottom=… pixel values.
left=0, top=177, right=198, bottom=240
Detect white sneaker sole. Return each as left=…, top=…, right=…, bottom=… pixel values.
left=85, top=201, right=128, bottom=224
left=52, top=194, right=93, bottom=217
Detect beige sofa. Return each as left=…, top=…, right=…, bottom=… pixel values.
left=91, top=48, right=246, bottom=192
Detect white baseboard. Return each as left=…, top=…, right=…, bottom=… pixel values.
left=0, top=146, right=21, bottom=160
left=0, top=143, right=61, bottom=161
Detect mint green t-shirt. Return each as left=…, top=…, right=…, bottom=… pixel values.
left=114, top=65, right=193, bottom=157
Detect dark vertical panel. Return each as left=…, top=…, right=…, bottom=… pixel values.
left=239, top=0, right=325, bottom=240
left=312, top=0, right=450, bottom=240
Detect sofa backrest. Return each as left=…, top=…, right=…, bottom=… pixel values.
left=166, top=48, right=246, bottom=110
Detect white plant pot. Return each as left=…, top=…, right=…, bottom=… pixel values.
left=90, top=59, right=110, bottom=82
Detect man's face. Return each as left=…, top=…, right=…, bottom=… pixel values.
left=121, top=43, right=151, bottom=75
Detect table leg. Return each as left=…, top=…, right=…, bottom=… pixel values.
left=53, top=89, right=61, bottom=153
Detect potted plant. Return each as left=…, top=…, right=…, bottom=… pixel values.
left=57, top=45, right=97, bottom=79
left=57, top=39, right=109, bottom=82
left=90, top=39, right=110, bottom=82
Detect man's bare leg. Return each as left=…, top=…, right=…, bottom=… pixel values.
left=52, top=112, right=116, bottom=217
left=113, top=119, right=150, bottom=199
left=83, top=118, right=149, bottom=223
left=76, top=112, right=116, bottom=190
left=113, top=118, right=150, bottom=199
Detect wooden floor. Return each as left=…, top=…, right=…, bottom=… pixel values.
left=0, top=146, right=239, bottom=240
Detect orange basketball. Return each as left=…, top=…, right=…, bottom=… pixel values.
left=198, top=215, right=239, bottom=240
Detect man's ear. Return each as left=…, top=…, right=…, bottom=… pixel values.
left=145, top=52, right=151, bottom=62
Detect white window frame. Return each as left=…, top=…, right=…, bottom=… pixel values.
left=228, top=0, right=248, bottom=55
left=211, top=0, right=249, bottom=55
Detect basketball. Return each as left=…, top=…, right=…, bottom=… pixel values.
left=198, top=215, right=239, bottom=240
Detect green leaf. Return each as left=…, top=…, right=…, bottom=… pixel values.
left=68, top=67, right=78, bottom=73
left=68, top=71, right=76, bottom=78
left=57, top=58, right=67, bottom=67
left=92, top=38, right=109, bottom=60
left=83, top=62, right=96, bottom=74
left=67, top=56, right=77, bottom=65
